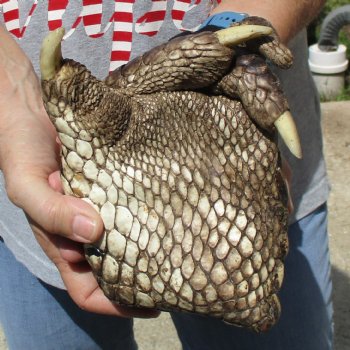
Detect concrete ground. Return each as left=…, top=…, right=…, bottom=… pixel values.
left=0, top=101, right=349, bottom=349
left=322, top=101, right=350, bottom=350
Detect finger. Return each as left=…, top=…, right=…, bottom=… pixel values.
left=12, top=174, right=104, bottom=243
left=56, top=236, right=86, bottom=263
left=30, top=220, right=160, bottom=318
left=58, top=260, right=160, bottom=318
left=48, top=170, right=63, bottom=193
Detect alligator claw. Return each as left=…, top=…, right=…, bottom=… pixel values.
left=274, top=111, right=302, bottom=159
left=216, top=25, right=273, bottom=47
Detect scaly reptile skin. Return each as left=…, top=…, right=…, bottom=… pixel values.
left=41, top=27, right=291, bottom=332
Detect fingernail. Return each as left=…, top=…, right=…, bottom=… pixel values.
left=72, top=215, right=97, bottom=242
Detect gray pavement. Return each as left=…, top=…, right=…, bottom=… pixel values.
left=322, top=101, right=350, bottom=350
left=1, top=101, right=349, bottom=349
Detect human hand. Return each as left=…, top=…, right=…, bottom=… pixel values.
left=0, top=39, right=158, bottom=318
left=0, top=106, right=158, bottom=318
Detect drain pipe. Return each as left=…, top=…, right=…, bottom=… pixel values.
left=308, top=5, right=350, bottom=100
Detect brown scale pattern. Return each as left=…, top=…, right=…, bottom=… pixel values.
left=41, top=28, right=291, bottom=332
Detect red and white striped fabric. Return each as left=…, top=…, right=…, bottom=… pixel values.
left=172, top=0, right=200, bottom=31
left=63, top=0, right=112, bottom=40
left=81, top=0, right=105, bottom=38
left=48, top=0, right=68, bottom=31
left=0, top=0, right=37, bottom=38
left=135, top=0, right=166, bottom=37
left=110, top=0, right=134, bottom=71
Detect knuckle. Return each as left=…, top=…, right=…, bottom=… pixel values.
left=5, top=178, right=22, bottom=207
left=75, top=295, right=89, bottom=311
left=41, top=198, right=66, bottom=235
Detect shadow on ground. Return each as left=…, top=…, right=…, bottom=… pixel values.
left=332, top=266, right=350, bottom=350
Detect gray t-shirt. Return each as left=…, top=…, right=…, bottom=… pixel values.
left=0, top=1, right=329, bottom=289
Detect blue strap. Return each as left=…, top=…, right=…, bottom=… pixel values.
left=199, top=11, right=249, bottom=30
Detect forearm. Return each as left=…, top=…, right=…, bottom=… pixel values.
left=0, top=25, right=46, bottom=119
left=211, top=0, right=326, bottom=43
left=0, top=25, right=56, bottom=171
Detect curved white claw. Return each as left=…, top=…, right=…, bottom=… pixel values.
left=216, top=25, right=273, bottom=47
left=40, top=27, right=65, bottom=80
left=274, top=111, right=302, bottom=159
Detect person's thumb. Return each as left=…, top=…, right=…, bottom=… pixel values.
left=7, top=172, right=104, bottom=243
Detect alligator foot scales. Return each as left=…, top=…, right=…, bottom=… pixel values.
left=40, top=20, right=301, bottom=332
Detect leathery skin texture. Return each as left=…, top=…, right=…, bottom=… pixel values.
left=41, top=26, right=291, bottom=332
